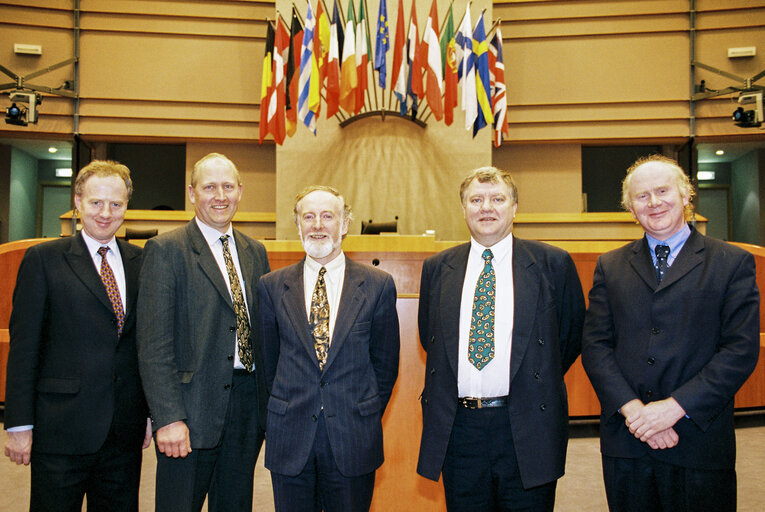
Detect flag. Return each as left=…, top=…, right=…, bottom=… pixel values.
left=355, top=0, right=370, bottom=113
left=455, top=4, right=475, bottom=130
left=314, top=0, right=331, bottom=89
left=326, top=1, right=342, bottom=117
left=406, top=0, right=422, bottom=115
left=423, top=0, right=442, bottom=121
left=268, top=17, right=290, bottom=145
left=489, top=27, right=508, bottom=147
left=339, top=0, right=357, bottom=113
left=391, top=0, right=408, bottom=114
left=259, top=21, right=275, bottom=144
left=286, top=12, right=303, bottom=137
left=472, top=12, right=493, bottom=137
left=440, top=3, right=457, bottom=125
left=298, top=1, right=320, bottom=133
left=374, top=0, right=389, bottom=88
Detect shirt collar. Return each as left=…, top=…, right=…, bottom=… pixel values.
left=305, top=251, right=345, bottom=276
left=645, top=224, right=691, bottom=259
left=195, top=217, right=234, bottom=247
left=80, top=230, right=118, bottom=256
left=470, top=233, right=513, bottom=265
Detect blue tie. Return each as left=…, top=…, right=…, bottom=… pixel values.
left=655, top=244, right=670, bottom=284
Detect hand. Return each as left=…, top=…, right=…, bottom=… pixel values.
left=645, top=427, right=679, bottom=450
left=155, top=421, right=191, bottom=458
left=4, top=430, right=33, bottom=465
left=142, top=418, right=153, bottom=450
left=626, top=397, right=686, bottom=442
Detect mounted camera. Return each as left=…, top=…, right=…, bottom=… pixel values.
left=5, top=90, right=42, bottom=126
left=732, top=91, right=763, bottom=128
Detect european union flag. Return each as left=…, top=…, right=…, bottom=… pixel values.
left=375, top=0, right=390, bottom=89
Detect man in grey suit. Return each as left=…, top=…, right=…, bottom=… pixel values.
left=417, top=167, right=584, bottom=511
left=581, top=155, right=759, bottom=511
left=137, top=153, right=270, bottom=512
left=258, top=185, right=400, bottom=512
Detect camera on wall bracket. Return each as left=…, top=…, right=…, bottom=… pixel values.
left=732, top=91, right=763, bottom=128
left=5, top=90, right=42, bottom=126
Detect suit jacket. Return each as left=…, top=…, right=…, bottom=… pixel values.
left=4, top=234, right=147, bottom=454
left=416, top=237, right=584, bottom=488
left=136, top=220, right=270, bottom=448
left=257, top=256, right=400, bottom=477
left=581, top=227, right=760, bottom=470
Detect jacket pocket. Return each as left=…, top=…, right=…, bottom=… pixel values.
left=267, top=395, right=289, bottom=415
left=37, top=378, right=79, bottom=394
left=357, top=395, right=382, bottom=416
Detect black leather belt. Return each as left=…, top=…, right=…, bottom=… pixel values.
left=458, top=396, right=509, bottom=409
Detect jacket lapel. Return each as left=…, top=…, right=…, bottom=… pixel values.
left=509, top=238, right=539, bottom=383
left=280, top=260, right=318, bottom=365
left=441, top=244, right=470, bottom=378
left=629, top=237, right=659, bottom=291
left=187, top=221, right=234, bottom=309
left=63, top=233, right=115, bottom=316
left=116, top=239, right=141, bottom=331
left=233, top=230, right=256, bottom=310
left=324, top=257, right=365, bottom=371
left=656, top=228, right=704, bottom=289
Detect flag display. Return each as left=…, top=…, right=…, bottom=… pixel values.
left=440, top=3, right=457, bottom=126
left=489, top=27, right=508, bottom=147
left=258, top=2, right=509, bottom=143
left=374, top=0, right=390, bottom=89
left=472, top=12, right=492, bottom=137
left=423, top=0, right=443, bottom=121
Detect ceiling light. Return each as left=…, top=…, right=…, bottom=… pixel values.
left=715, top=150, right=724, bottom=155
left=48, top=147, right=57, bottom=153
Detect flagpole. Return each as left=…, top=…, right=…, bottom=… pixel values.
left=293, top=2, right=305, bottom=25
left=363, top=0, right=379, bottom=112
left=439, top=0, right=453, bottom=33
left=486, top=17, right=500, bottom=40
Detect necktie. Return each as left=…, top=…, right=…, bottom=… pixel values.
left=469, top=249, right=496, bottom=370
left=310, top=267, right=330, bottom=371
left=97, top=246, right=125, bottom=336
left=220, top=235, right=253, bottom=371
left=655, top=244, right=670, bottom=285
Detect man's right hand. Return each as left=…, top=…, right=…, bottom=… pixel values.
left=4, top=430, right=33, bottom=465
left=155, top=421, right=192, bottom=458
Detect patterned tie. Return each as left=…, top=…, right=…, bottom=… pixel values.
left=97, top=246, right=125, bottom=336
left=310, top=267, right=330, bottom=371
left=469, top=249, right=496, bottom=370
left=655, top=244, right=670, bottom=285
left=220, top=235, right=253, bottom=371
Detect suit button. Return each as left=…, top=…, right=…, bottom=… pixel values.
left=534, top=371, right=541, bottom=380
left=423, top=398, right=428, bottom=405
left=538, top=338, right=544, bottom=345
left=227, top=354, right=234, bottom=361
left=646, top=390, right=654, bottom=398
left=224, top=384, right=232, bottom=390
left=229, top=326, right=236, bottom=332
left=651, top=327, right=660, bottom=335
left=647, top=357, right=655, bottom=365
left=430, top=336, right=435, bottom=344
left=320, top=381, right=328, bottom=388
left=430, top=367, right=436, bottom=375
left=312, top=414, right=318, bottom=422
left=114, top=375, right=119, bottom=382
left=539, top=404, right=546, bottom=411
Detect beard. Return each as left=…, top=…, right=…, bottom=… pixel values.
left=300, top=226, right=340, bottom=261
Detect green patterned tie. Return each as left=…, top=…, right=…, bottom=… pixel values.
left=468, top=249, right=496, bottom=370
left=310, top=267, right=330, bottom=371
left=220, top=235, right=253, bottom=371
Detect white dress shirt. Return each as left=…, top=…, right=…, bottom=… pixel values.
left=303, top=252, right=346, bottom=345
left=195, top=217, right=250, bottom=370
left=458, top=235, right=514, bottom=398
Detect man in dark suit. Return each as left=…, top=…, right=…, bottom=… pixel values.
left=581, top=155, right=759, bottom=512
left=137, top=153, right=270, bottom=512
left=3, top=160, right=150, bottom=511
left=258, top=185, right=399, bottom=512
left=417, top=167, right=585, bottom=511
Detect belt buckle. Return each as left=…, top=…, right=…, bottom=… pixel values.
left=475, top=398, right=482, bottom=409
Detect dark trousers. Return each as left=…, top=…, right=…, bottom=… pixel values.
left=30, top=426, right=142, bottom=512
left=442, top=406, right=557, bottom=512
left=602, top=454, right=736, bottom=512
left=154, top=371, right=264, bottom=512
left=270, top=412, right=376, bottom=512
